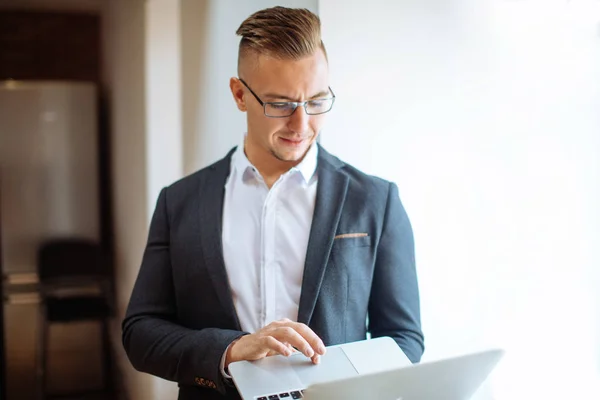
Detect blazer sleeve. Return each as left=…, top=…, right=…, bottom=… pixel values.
left=368, top=182, right=425, bottom=363
left=122, top=187, right=245, bottom=395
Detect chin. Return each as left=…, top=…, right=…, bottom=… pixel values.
left=272, top=148, right=305, bottom=163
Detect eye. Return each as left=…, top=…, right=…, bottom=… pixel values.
left=308, top=100, right=326, bottom=107
left=269, top=102, right=295, bottom=110
left=307, top=99, right=333, bottom=111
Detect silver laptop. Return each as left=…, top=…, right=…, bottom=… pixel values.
left=229, top=336, right=412, bottom=400
left=303, top=348, right=505, bottom=400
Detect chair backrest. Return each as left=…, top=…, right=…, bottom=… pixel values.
left=37, top=238, right=106, bottom=281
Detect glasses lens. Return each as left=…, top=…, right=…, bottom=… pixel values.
left=306, top=98, right=334, bottom=115
left=265, top=102, right=297, bottom=117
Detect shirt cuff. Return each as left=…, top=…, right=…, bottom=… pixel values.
left=220, top=343, right=233, bottom=380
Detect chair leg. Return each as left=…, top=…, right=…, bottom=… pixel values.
left=101, top=318, right=111, bottom=392
left=36, top=303, right=48, bottom=400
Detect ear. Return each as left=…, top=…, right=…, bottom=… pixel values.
left=230, top=77, right=247, bottom=112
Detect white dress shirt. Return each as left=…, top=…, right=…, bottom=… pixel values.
left=222, top=137, right=319, bottom=334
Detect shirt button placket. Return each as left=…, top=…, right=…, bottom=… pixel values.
left=260, top=186, right=268, bottom=328
left=265, top=179, right=282, bottom=327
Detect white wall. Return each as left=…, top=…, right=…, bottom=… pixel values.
left=319, top=1, right=600, bottom=399
left=102, top=0, right=154, bottom=399
left=144, top=2, right=184, bottom=396
left=145, top=0, right=184, bottom=219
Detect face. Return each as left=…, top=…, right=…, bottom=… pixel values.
left=230, top=49, right=330, bottom=165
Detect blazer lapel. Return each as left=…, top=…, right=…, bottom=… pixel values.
left=198, top=148, right=242, bottom=330
left=297, top=146, right=349, bottom=325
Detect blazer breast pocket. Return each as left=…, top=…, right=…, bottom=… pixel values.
left=332, top=233, right=372, bottom=249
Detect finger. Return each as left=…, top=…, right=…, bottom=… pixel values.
left=272, top=326, right=314, bottom=358
left=311, top=354, right=321, bottom=365
left=262, top=335, right=293, bottom=357
left=265, top=349, right=278, bottom=357
left=267, top=343, right=297, bottom=358
left=270, top=343, right=295, bottom=357
left=287, top=322, right=326, bottom=355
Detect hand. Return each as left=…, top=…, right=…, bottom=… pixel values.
left=225, top=318, right=326, bottom=368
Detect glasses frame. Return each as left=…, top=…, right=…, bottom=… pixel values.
left=238, top=78, right=336, bottom=118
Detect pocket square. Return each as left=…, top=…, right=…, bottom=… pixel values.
left=334, top=233, right=369, bottom=239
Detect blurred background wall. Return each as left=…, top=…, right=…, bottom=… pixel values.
left=0, top=1, right=107, bottom=399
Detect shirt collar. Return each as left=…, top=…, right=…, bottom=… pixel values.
left=292, top=139, right=318, bottom=183
left=232, top=136, right=256, bottom=181
left=232, top=134, right=319, bottom=184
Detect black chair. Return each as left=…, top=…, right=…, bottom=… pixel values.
left=36, top=238, right=112, bottom=399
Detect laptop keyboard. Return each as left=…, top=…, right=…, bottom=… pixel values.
left=255, top=389, right=305, bottom=399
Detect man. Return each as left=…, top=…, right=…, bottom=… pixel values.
left=123, top=6, right=424, bottom=400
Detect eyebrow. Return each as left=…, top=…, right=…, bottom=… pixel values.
left=263, top=89, right=331, bottom=102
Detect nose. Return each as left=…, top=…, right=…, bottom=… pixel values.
left=287, top=105, right=310, bottom=134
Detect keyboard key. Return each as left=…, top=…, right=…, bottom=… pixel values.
left=257, top=397, right=267, bottom=400
left=291, top=391, right=303, bottom=399
left=279, top=393, right=291, bottom=398
left=268, top=395, right=279, bottom=400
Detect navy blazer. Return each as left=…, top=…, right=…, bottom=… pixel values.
left=122, top=145, right=424, bottom=400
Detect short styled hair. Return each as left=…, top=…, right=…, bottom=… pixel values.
left=236, top=6, right=327, bottom=72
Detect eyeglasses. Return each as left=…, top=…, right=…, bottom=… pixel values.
left=238, top=78, right=335, bottom=118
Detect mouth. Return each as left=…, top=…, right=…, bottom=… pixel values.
left=278, top=137, right=305, bottom=147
